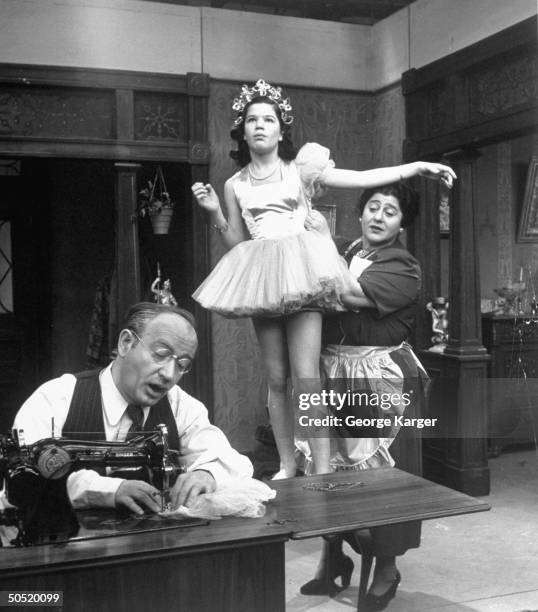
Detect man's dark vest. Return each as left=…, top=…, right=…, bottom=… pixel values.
left=62, top=370, right=180, bottom=479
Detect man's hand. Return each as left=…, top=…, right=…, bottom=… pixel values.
left=170, top=470, right=216, bottom=510
left=115, top=480, right=161, bottom=515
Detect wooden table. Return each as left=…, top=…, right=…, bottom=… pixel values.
left=0, top=468, right=489, bottom=612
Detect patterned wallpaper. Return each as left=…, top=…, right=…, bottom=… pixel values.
left=481, top=133, right=538, bottom=305
left=206, top=79, right=379, bottom=450
left=372, top=85, right=405, bottom=167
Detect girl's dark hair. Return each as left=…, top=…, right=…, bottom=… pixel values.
left=357, top=181, right=419, bottom=228
left=229, top=96, right=297, bottom=167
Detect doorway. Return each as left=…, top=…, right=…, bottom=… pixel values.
left=0, top=157, right=196, bottom=433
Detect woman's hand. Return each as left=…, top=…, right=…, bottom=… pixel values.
left=414, top=162, right=457, bottom=189
left=305, top=210, right=331, bottom=237
left=192, top=182, right=220, bottom=212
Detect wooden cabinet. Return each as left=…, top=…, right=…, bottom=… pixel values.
left=482, top=314, right=538, bottom=453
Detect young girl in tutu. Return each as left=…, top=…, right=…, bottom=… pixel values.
left=192, top=79, right=455, bottom=478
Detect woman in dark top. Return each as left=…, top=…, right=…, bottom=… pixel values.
left=298, top=181, right=430, bottom=611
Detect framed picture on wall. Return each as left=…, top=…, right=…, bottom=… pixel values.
left=315, top=204, right=337, bottom=235
left=517, top=156, right=538, bottom=243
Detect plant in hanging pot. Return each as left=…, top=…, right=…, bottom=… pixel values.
left=138, top=166, right=175, bottom=235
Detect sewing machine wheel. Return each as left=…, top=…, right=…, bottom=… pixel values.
left=36, top=445, right=71, bottom=479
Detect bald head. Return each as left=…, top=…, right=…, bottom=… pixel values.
left=121, top=302, right=197, bottom=340
left=111, top=303, right=198, bottom=406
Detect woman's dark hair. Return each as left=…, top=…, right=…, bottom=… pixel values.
left=229, top=96, right=297, bottom=167
left=356, top=181, right=419, bottom=228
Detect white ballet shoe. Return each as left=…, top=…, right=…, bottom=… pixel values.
left=271, top=469, right=291, bottom=480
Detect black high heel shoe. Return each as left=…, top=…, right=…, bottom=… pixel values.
left=363, top=570, right=401, bottom=611
left=300, top=553, right=354, bottom=597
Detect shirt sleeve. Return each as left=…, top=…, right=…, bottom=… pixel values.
left=67, top=470, right=122, bottom=509
left=171, top=388, right=253, bottom=487
left=358, top=248, right=421, bottom=317
left=295, top=142, right=335, bottom=199
left=13, top=374, right=77, bottom=444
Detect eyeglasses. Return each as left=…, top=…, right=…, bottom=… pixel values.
left=130, top=330, right=192, bottom=375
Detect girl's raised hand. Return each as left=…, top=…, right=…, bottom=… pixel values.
left=191, top=182, right=220, bottom=212
left=416, top=162, right=457, bottom=189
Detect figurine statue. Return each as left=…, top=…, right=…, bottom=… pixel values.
left=151, top=277, right=178, bottom=306
left=493, top=282, right=526, bottom=315
left=426, top=297, right=449, bottom=352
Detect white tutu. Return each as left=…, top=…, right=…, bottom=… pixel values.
left=193, top=230, right=353, bottom=318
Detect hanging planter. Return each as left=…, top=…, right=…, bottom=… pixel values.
left=149, top=208, right=174, bottom=235
left=138, top=166, right=175, bottom=235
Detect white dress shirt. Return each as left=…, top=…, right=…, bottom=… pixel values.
left=11, top=365, right=253, bottom=509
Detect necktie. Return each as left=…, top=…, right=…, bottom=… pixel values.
left=126, top=404, right=144, bottom=439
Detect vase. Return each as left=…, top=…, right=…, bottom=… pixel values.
left=150, top=208, right=173, bottom=235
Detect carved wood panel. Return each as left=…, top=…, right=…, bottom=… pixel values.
left=403, top=18, right=537, bottom=157
left=469, top=53, right=537, bottom=120
left=134, top=92, right=188, bottom=141
left=0, top=65, right=207, bottom=163
left=0, top=88, right=114, bottom=138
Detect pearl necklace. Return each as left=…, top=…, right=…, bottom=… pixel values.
left=248, top=161, right=280, bottom=181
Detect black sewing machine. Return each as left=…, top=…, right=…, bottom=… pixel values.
left=0, top=425, right=183, bottom=546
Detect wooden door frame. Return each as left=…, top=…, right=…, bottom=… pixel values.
left=0, top=64, right=213, bottom=413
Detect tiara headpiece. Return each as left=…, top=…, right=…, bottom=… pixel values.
left=232, top=79, right=293, bottom=127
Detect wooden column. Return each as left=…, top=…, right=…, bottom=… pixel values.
left=114, top=162, right=141, bottom=331
left=444, top=149, right=487, bottom=357
left=406, top=167, right=442, bottom=350
left=420, top=148, right=490, bottom=496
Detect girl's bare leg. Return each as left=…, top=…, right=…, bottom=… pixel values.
left=253, top=317, right=296, bottom=477
left=286, top=311, right=330, bottom=474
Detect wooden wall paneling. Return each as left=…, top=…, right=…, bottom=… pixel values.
left=115, top=90, right=134, bottom=141
left=399, top=17, right=538, bottom=495
left=402, top=17, right=537, bottom=158
left=0, top=65, right=212, bottom=413
left=0, top=63, right=196, bottom=163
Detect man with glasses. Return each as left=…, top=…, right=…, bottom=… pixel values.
left=10, top=302, right=252, bottom=515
